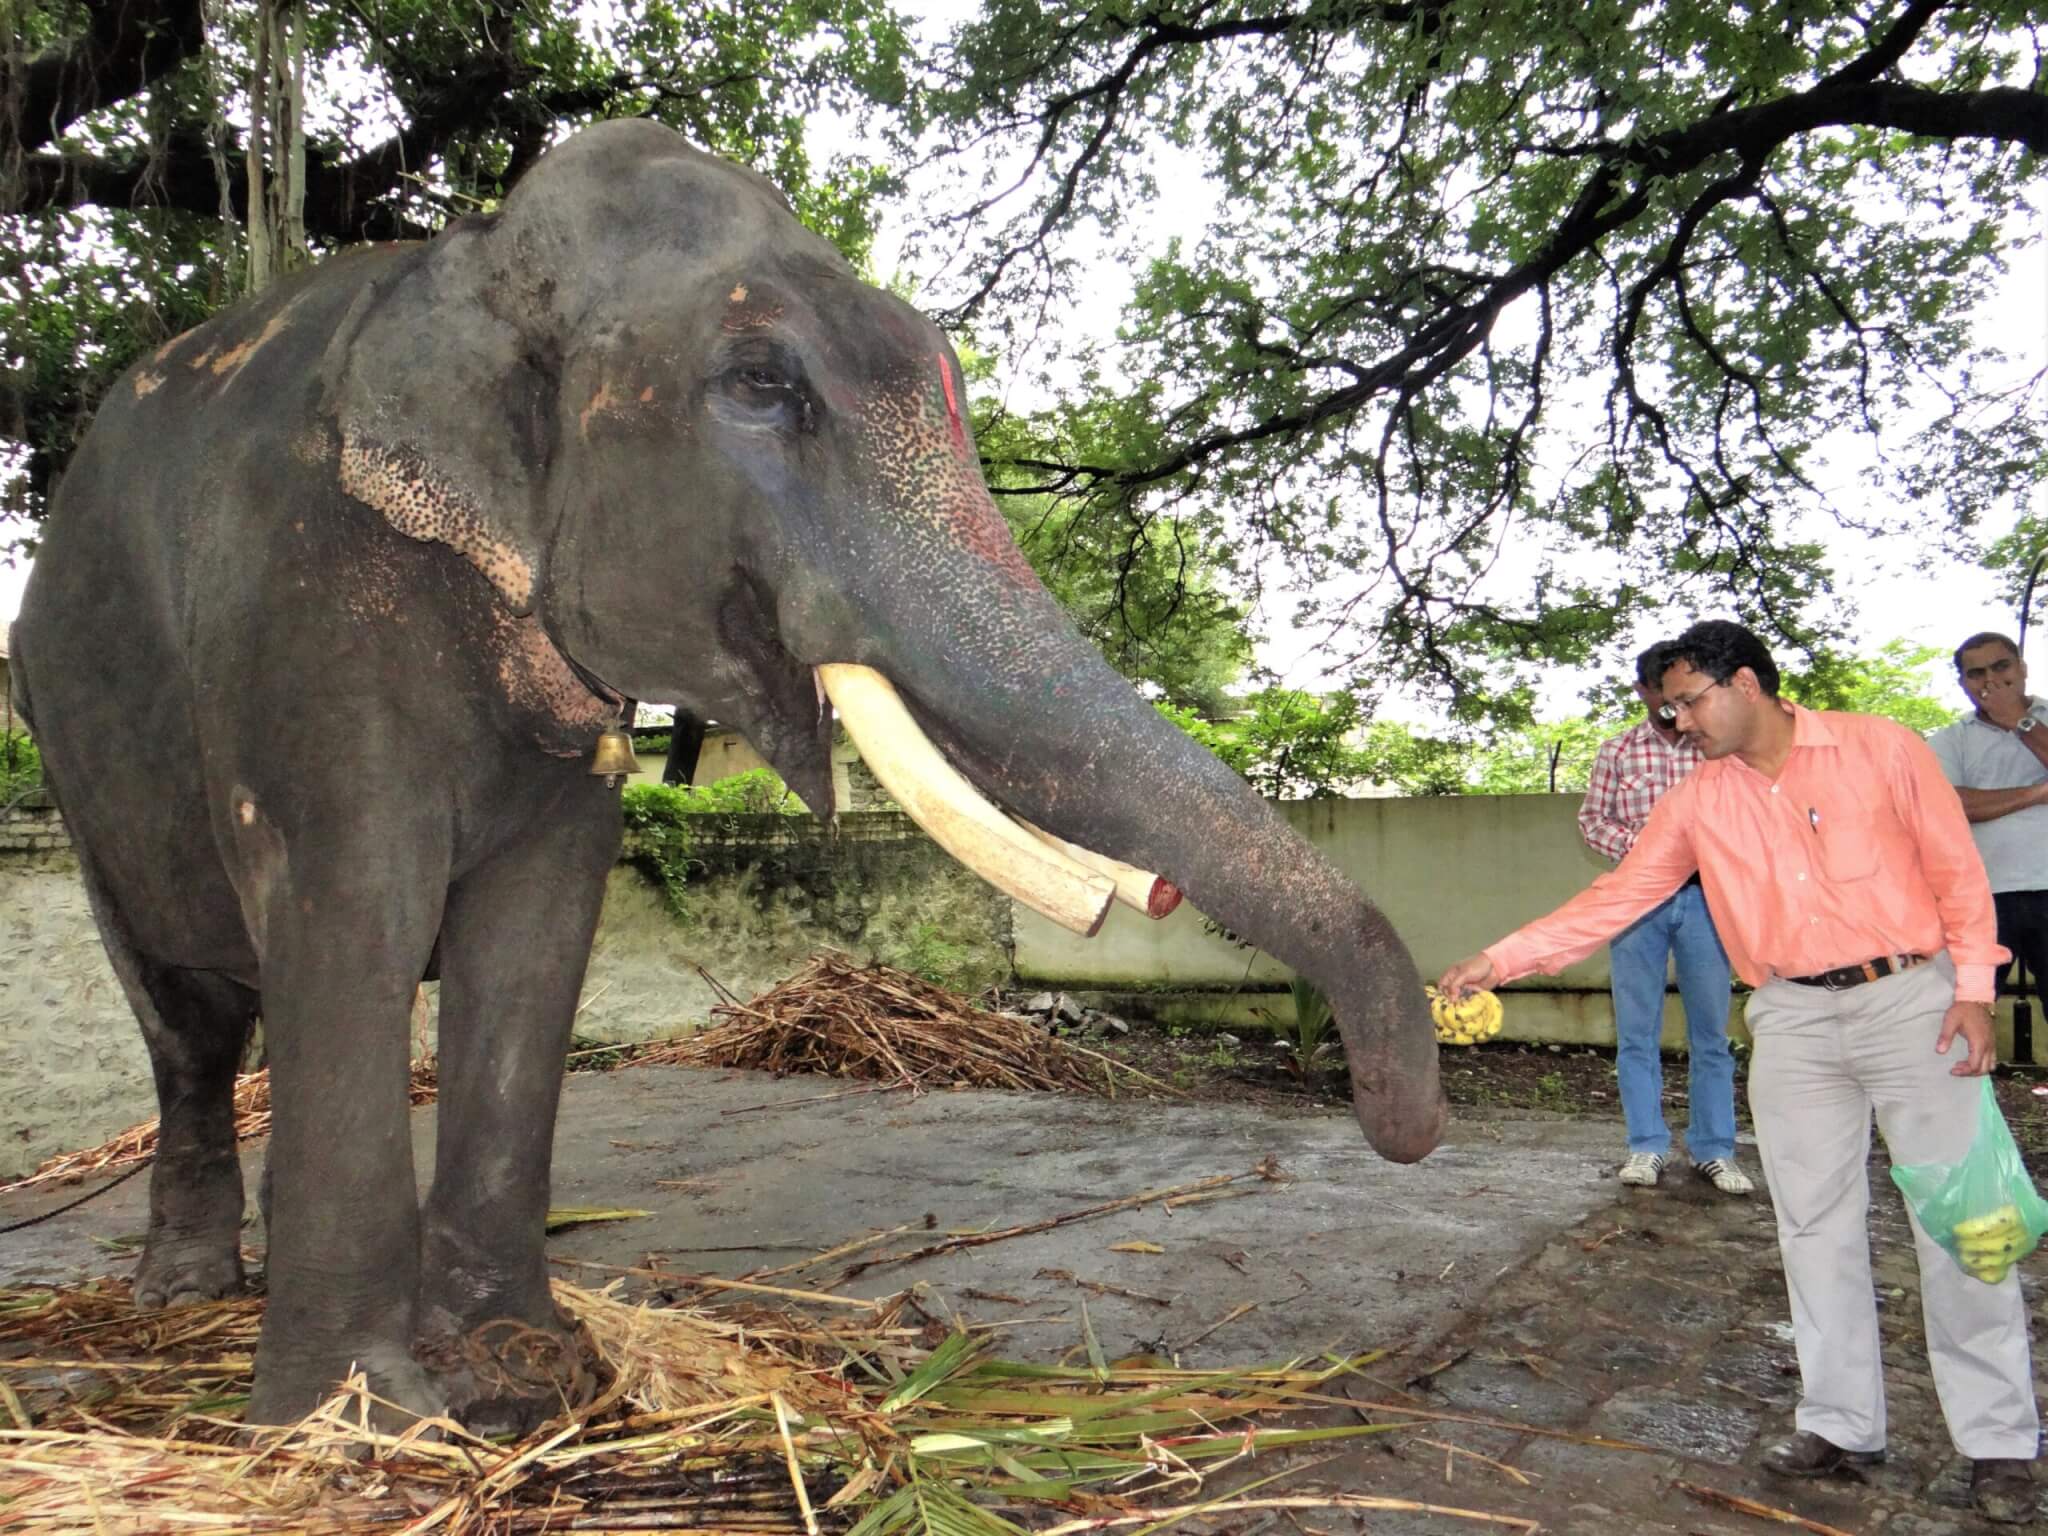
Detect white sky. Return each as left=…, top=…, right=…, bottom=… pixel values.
left=3, top=12, right=2040, bottom=727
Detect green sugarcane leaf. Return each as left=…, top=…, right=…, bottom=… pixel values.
left=1080, top=1298, right=1107, bottom=1383
left=880, top=1331, right=983, bottom=1413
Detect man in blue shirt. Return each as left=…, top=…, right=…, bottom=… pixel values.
left=1930, top=633, right=2048, bottom=1032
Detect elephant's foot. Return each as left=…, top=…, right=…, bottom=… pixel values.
left=246, top=1339, right=448, bottom=1432
left=414, top=1309, right=606, bottom=1437
left=132, top=1232, right=245, bottom=1311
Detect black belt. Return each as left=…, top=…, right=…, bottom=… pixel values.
left=1783, top=954, right=1928, bottom=991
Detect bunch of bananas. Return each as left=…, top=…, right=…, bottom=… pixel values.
left=1426, top=984, right=1503, bottom=1046
left=1952, top=1204, right=2034, bottom=1285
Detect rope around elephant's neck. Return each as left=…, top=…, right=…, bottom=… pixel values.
left=0, top=1158, right=151, bottom=1234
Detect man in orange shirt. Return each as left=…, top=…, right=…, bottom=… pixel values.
left=1439, top=620, right=2037, bottom=1524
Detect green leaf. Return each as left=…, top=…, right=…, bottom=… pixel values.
left=879, top=1330, right=983, bottom=1414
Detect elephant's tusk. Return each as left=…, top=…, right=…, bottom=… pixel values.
left=818, top=664, right=1115, bottom=937
left=1012, top=817, right=1182, bottom=920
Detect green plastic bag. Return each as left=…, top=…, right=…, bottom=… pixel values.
left=1889, top=1078, right=2048, bottom=1285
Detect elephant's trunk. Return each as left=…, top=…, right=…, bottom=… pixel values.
left=842, top=552, right=1447, bottom=1165
left=787, top=333, right=1442, bottom=1161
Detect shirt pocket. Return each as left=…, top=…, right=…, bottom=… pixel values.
left=1813, top=810, right=1879, bottom=883
left=1616, top=770, right=1661, bottom=806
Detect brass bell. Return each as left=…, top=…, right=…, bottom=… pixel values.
left=589, top=726, right=636, bottom=788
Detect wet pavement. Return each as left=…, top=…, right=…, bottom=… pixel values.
left=1, top=1063, right=2043, bottom=1532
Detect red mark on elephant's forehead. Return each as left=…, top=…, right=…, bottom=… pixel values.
left=729, top=283, right=748, bottom=304
left=937, top=355, right=965, bottom=451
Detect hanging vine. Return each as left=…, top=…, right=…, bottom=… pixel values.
left=197, top=0, right=244, bottom=304
left=244, top=0, right=309, bottom=292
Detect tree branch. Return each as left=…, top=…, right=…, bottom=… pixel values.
left=990, top=68, right=2045, bottom=501
left=3, top=0, right=206, bottom=157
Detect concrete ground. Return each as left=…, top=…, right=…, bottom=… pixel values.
left=3, top=1064, right=2044, bottom=1532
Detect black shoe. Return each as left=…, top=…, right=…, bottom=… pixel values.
left=1971, top=1458, right=2036, bottom=1525
left=1759, top=1430, right=1886, bottom=1478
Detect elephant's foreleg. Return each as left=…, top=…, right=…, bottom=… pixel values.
left=245, top=834, right=449, bottom=1427
left=416, top=800, right=617, bottom=1433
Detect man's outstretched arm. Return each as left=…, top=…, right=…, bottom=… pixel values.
left=1440, top=788, right=1701, bottom=998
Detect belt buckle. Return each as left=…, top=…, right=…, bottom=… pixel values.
left=1821, top=968, right=1850, bottom=992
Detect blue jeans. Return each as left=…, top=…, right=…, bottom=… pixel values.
left=1607, top=881, right=1736, bottom=1161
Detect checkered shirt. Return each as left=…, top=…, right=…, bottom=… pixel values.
left=1577, top=718, right=1703, bottom=862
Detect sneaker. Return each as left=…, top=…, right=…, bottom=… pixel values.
left=1618, top=1152, right=1665, bottom=1186
left=1693, top=1158, right=1755, bottom=1195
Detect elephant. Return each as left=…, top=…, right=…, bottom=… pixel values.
left=8, top=119, right=1445, bottom=1430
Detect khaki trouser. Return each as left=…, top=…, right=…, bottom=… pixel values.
left=1747, top=953, right=2039, bottom=1458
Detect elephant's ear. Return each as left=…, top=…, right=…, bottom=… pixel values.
left=328, top=225, right=558, bottom=616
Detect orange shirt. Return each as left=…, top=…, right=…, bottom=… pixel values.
left=1486, top=704, right=2005, bottom=1004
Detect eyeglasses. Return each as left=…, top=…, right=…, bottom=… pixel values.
left=1658, top=678, right=1729, bottom=723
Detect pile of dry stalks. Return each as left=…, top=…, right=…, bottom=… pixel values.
left=0, top=1274, right=1548, bottom=1536
left=633, top=955, right=1172, bottom=1098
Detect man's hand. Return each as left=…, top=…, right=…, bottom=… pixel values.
left=1936, top=1001, right=1998, bottom=1076
left=1437, top=954, right=1499, bottom=1001
left=1978, top=674, right=2028, bottom=730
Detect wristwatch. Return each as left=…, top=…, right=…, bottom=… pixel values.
left=2021, top=713, right=2041, bottom=734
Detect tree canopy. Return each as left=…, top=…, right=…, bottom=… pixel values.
left=902, top=0, right=2048, bottom=705
left=1215, top=640, right=1961, bottom=798
left=5, top=0, right=2041, bottom=722
left=1, top=0, right=910, bottom=524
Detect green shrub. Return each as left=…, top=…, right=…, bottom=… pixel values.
left=620, top=784, right=699, bottom=912
left=1, top=730, right=41, bottom=804
left=619, top=770, right=807, bottom=913
left=678, top=767, right=805, bottom=815
left=890, top=921, right=976, bottom=988
left=1275, top=976, right=1340, bottom=1079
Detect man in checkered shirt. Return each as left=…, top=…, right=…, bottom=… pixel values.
left=1579, top=642, right=1751, bottom=1194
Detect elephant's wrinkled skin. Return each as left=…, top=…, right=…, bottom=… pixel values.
left=9, top=121, right=1445, bottom=1427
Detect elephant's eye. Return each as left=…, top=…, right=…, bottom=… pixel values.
left=718, top=360, right=810, bottom=431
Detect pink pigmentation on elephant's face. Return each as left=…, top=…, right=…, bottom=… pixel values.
left=491, top=612, right=619, bottom=750
left=338, top=430, right=536, bottom=611
left=851, top=368, right=1036, bottom=594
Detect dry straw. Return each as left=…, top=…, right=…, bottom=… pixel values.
left=631, top=955, right=1177, bottom=1099
left=0, top=1275, right=1558, bottom=1536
